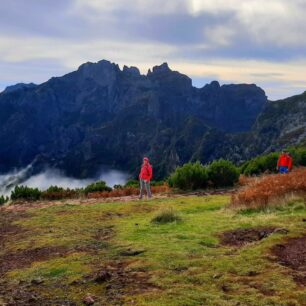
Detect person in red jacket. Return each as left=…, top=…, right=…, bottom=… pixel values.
left=277, top=150, right=293, bottom=174
left=139, top=157, right=153, bottom=199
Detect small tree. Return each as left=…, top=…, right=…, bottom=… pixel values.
left=293, top=147, right=306, bottom=166
left=242, top=153, right=279, bottom=176
left=84, top=181, right=112, bottom=194
left=168, top=162, right=208, bottom=190
left=0, top=195, right=9, bottom=205
left=124, top=180, right=139, bottom=188
left=11, top=185, right=41, bottom=201
left=207, top=159, right=239, bottom=187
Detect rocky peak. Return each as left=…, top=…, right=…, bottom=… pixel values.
left=76, top=60, right=120, bottom=86
left=147, top=62, right=192, bottom=90
left=200, top=80, right=220, bottom=93
left=151, top=62, right=171, bottom=74
left=122, top=65, right=141, bottom=77
left=209, top=80, right=220, bottom=89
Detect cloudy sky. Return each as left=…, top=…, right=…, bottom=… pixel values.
left=0, top=0, right=305, bottom=100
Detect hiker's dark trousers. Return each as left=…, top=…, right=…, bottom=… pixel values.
left=139, top=179, right=152, bottom=198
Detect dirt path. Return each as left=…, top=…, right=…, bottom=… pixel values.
left=0, top=189, right=235, bottom=213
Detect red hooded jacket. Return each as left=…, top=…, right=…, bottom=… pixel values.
left=277, top=153, right=292, bottom=170
left=139, top=163, right=153, bottom=181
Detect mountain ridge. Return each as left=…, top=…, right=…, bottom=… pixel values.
left=0, top=59, right=304, bottom=179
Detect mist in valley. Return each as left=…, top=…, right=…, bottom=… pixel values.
left=0, top=165, right=129, bottom=197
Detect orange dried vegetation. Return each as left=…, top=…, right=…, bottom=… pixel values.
left=88, top=184, right=170, bottom=199
left=238, top=175, right=259, bottom=186
left=231, top=167, right=306, bottom=209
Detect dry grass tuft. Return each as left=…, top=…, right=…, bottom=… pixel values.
left=238, top=175, right=259, bottom=187
left=151, top=207, right=182, bottom=224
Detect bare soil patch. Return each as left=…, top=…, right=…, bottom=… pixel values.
left=93, top=226, right=114, bottom=241
left=74, top=226, right=115, bottom=254
left=248, top=282, right=275, bottom=296
left=0, top=241, right=75, bottom=305
left=220, top=227, right=276, bottom=247
left=271, top=235, right=306, bottom=286
left=0, top=280, right=77, bottom=306
left=91, top=260, right=158, bottom=305
left=0, top=211, right=31, bottom=253
left=0, top=245, right=70, bottom=276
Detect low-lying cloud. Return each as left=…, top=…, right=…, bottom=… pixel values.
left=0, top=166, right=129, bottom=197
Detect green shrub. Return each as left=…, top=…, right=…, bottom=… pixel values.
left=84, top=181, right=112, bottom=194
left=299, top=148, right=306, bottom=166
left=207, top=159, right=239, bottom=187
left=168, top=161, right=208, bottom=190
left=113, top=184, right=123, bottom=189
left=0, top=195, right=9, bottom=205
left=242, top=152, right=279, bottom=176
left=151, top=207, right=182, bottom=224
left=291, top=147, right=306, bottom=166
left=124, top=180, right=139, bottom=188
left=242, top=147, right=306, bottom=176
left=41, top=186, right=80, bottom=200
left=11, top=185, right=41, bottom=201
left=124, top=180, right=164, bottom=188
left=45, top=185, right=65, bottom=192
left=150, top=180, right=165, bottom=186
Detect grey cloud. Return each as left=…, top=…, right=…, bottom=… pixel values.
left=0, top=0, right=305, bottom=63
left=0, top=58, right=68, bottom=88
left=0, top=0, right=305, bottom=100
left=250, top=73, right=285, bottom=78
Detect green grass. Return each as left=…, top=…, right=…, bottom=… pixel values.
left=2, top=195, right=306, bottom=305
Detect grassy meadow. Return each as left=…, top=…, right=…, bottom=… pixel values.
left=0, top=195, right=305, bottom=305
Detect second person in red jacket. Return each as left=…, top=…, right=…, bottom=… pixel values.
left=277, top=151, right=293, bottom=174
left=139, top=157, right=153, bottom=199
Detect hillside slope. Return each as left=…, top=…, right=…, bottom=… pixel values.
left=192, top=91, right=306, bottom=164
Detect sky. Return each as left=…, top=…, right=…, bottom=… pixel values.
left=0, top=0, right=305, bottom=100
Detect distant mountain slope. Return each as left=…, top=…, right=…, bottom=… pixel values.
left=2, top=83, right=37, bottom=94
left=2, top=59, right=302, bottom=179
left=203, top=91, right=306, bottom=164
left=252, top=91, right=306, bottom=150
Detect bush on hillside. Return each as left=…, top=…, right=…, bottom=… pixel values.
left=291, top=147, right=306, bottom=166
left=113, top=184, right=123, bottom=189
left=11, top=185, right=41, bottom=201
left=241, top=147, right=306, bottom=176
left=84, top=181, right=112, bottom=194
left=168, top=162, right=208, bottom=190
left=124, top=180, right=139, bottom=188
left=44, top=185, right=65, bottom=192
left=241, top=152, right=279, bottom=176
left=150, top=180, right=166, bottom=186
left=124, top=180, right=165, bottom=188
left=41, top=185, right=80, bottom=200
left=207, top=159, right=239, bottom=187
left=0, top=195, right=9, bottom=205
